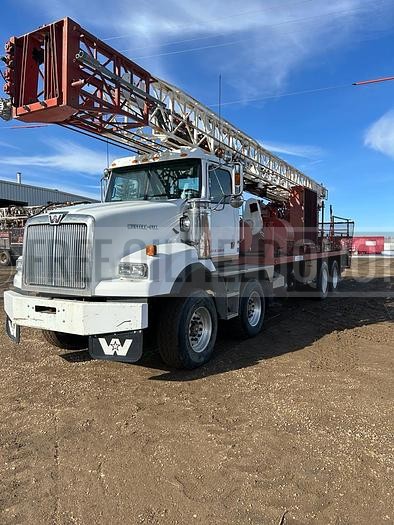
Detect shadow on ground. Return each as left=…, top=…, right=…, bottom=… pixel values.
left=60, top=275, right=393, bottom=381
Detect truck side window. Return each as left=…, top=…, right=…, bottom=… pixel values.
left=209, top=167, right=232, bottom=203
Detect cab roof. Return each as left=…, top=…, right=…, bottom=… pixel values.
left=110, top=147, right=220, bottom=170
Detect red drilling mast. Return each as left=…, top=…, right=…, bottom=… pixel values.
left=2, top=18, right=155, bottom=146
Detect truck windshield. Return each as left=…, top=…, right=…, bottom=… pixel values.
left=106, top=159, right=201, bottom=202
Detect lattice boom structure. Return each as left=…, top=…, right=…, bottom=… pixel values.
left=1, top=17, right=327, bottom=202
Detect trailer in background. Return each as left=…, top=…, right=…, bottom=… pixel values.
left=0, top=227, right=24, bottom=266
left=0, top=203, right=87, bottom=266
left=352, top=236, right=385, bottom=255
left=0, top=206, right=36, bottom=266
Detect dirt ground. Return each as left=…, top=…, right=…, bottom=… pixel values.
left=0, top=257, right=392, bottom=525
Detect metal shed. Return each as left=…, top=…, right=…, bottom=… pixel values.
left=0, top=179, right=97, bottom=206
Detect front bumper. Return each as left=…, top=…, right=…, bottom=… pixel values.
left=4, top=290, right=148, bottom=336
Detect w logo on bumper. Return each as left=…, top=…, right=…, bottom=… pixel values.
left=98, top=337, right=133, bottom=356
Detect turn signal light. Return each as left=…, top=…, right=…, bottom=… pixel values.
left=146, top=244, right=157, bottom=256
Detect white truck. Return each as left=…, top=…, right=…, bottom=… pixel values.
left=1, top=18, right=353, bottom=368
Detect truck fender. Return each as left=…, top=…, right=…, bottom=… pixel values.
left=170, top=262, right=215, bottom=296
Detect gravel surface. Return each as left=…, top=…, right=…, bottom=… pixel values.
left=0, top=257, right=392, bottom=525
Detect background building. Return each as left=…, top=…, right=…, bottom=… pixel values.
left=0, top=175, right=98, bottom=265
left=0, top=176, right=97, bottom=207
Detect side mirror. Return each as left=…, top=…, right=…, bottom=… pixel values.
left=101, top=169, right=111, bottom=202
left=231, top=162, right=243, bottom=196
left=230, top=195, right=243, bottom=208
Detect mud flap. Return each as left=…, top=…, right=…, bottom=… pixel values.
left=89, top=330, right=143, bottom=363
left=5, top=316, right=20, bottom=344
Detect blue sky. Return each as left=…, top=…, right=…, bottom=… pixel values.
left=0, top=0, right=393, bottom=232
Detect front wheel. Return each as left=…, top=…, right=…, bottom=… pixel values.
left=235, top=279, right=266, bottom=337
left=42, top=330, right=88, bottom=350
left=0, top=250, right=11, bottom=266
left=158, top=290, right=218, bottom=369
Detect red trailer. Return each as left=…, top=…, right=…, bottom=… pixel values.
left=352, top=236, right=384, bottom=255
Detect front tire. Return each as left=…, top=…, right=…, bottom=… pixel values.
left=42, top=330, right=88, bottom=350
left=0, top=250, right=11, bottom=266
left=235, top=279, right=266, bottom=337
left=158, top=290, right=218, bottom=369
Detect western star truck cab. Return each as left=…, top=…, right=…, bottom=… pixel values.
left=5, top=148, right=250, bottom=367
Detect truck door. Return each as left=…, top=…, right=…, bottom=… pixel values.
left=208, top=164, right=239, bottom=259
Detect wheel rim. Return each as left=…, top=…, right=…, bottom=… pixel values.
left=0, top=253, right=8, bottom=264
left=188, top=306, right=212, bottom=353
left=332, top=265, right=339, bottom=289
left=247, top=291, right=262, bottom=327
left=321, top=267, right=328, bottom=294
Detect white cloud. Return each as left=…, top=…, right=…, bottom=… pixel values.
left=110, top=0, right=385, bottom=97
left=0, top=139, right=109, bottom=176
left=364, top=109, right=394, bottom=159
left=260, top=141, right=324, bottom=159
left=23, top=0, right=394, bottom=98
left=0, top=139, right=18, bottom=150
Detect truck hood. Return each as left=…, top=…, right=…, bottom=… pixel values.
left=53, top=199, right=184, bottom=221
left=48, top=199, right=186, bottom=283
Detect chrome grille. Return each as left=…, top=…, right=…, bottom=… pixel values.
left=24, top=223, right=89, bottom=290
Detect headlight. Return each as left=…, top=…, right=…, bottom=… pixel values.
left=118, top=262, right=148, bottom=279
left=16, top=257, right=23, bottom=273
left=180, top=215, right=191, bottom=232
